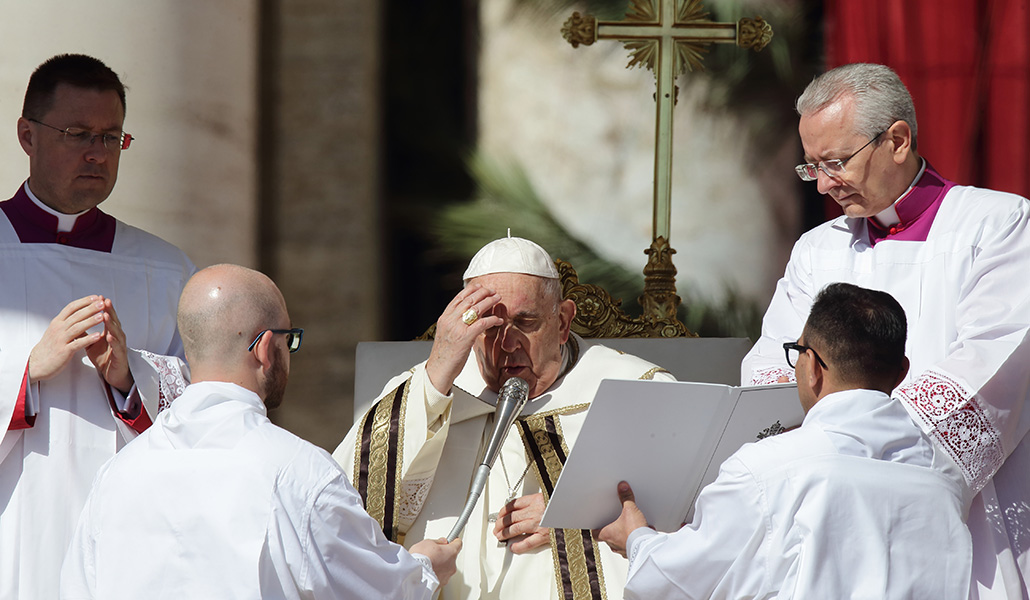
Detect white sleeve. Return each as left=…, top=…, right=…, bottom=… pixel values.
left=623, top=456, right=769, bottom=600
left=127, top=349, right=191, bottom=418
left=741, top=237, right=815, bottom=386
left=60, top=473, right=105, bottom=600
left=895, top=199, right=1030, bottom=492
left=303, top=474, right=438, bottom=600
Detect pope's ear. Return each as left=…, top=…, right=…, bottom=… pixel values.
left=557, top=298, right=576, bottom=343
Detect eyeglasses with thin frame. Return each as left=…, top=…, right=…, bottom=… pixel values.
left=247, top=328, right=304, bottom=353
left=783, top=341, right=828, bottom=369
left=794, top=130, right=884, bottom=181
left=28, top=118, right=133, bottom=151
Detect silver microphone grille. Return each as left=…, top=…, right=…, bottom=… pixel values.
left=499, top=376, right=529, bottom=401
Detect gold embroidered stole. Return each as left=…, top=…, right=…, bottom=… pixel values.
left=353, top=379, right=410, bottom=544
left=513, top=364, right=667, bottom=600
left=518, top=404, right=608, bottom=600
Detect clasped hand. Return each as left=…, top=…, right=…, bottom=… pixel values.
left=28, top=295, right=133, bottom=394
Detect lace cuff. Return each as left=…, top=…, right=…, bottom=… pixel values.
left=895, top=370, right=1003, bottom=492
left=130, top=349, right=190, bottom=415
left=749, top=366, right=796, bottom=386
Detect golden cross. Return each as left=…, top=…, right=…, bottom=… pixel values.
left=562, top=0, right=771, bottom=328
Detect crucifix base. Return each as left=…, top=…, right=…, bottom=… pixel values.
left=638, top=236, right=693, bottom=336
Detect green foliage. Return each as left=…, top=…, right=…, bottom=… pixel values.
left=431, top=153, right=644, bottom=304
left=681, top=286, right=764, bottom=341
left=699, top=0, right=824, bottom=149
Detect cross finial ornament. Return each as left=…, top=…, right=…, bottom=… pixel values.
left=561, top=0, right=772, bottom=331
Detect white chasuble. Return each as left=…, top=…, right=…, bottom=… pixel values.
left=742, top=173, right=1030, bottom=599
left=334, top=335, right=675, bottom=600
left=0, top=193, right=193, bottom=600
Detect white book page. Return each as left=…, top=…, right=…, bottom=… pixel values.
left=683, top=384, right=803, bottom=521
left=540, top=380, right=801, bottom=532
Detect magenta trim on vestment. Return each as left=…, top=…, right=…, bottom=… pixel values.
left=867, top=164, right=956, bottom=245
left=0, top=183, right=115, bottom=252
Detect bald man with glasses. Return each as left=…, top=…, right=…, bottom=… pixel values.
left=62, top=265, right=460, bottom=599
left=743, top=62, right=1030, bottom=599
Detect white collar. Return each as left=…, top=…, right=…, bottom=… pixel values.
left=872, top=159, right=926, bottom=228
left=23, top=181, right=88, bottom=233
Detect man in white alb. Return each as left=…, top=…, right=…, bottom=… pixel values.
left=0, top=54, right=194, bottom=600
left=333, top=236, right=676, bottom=600
left=61, top=264, right=461, bottom=599
left=600, top=283, right=972, bottom=599
left=742, top=62, right=1030, bottom=598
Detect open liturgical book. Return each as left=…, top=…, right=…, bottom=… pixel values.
left=540, top=380, right=803, bottom=533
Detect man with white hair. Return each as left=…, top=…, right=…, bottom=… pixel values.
left=743, top=62, right=1030, bottom=598
left=333, top=236, right=675, bottom=600
left=62, top=264, right=460, bottom=599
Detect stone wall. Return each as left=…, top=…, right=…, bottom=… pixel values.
left=260, top=0, right=382, bottom=450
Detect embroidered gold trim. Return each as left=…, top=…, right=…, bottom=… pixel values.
left=639, top=367, right=670, bottom=380
left=520, top=414, right=607, bottom=600
left=531, top=402, right=592, bottom=420
left=354, top=379, right=409, bottom=542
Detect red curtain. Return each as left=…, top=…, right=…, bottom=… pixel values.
left=823, top=0, right=1030, bottom=215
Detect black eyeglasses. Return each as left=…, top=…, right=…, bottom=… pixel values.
left=783, top=341, right=828, bottom=369
left=28, top=118, right=133, bottom=151
left=247, top=328, right=304, bottom=353
left=794, top=130, right=884, bottom=181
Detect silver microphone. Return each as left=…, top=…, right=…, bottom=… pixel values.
left=447, top=376, right=530, bottom=542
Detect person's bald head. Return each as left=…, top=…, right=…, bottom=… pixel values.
left=177, top=264, right=288, bottom=371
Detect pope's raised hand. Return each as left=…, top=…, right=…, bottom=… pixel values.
left=84, top=297, right=134, bottom=395
left=426, top=283, right=502, bottom=395
left=28, top=296, right=108, bottom=384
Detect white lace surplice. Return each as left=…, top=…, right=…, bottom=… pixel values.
left=742, top=183, right=1030, bottom=598
left=0, top=218, right=194, bottom=600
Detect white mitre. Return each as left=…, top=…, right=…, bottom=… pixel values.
left=463, top=235, right=559, bottom=281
